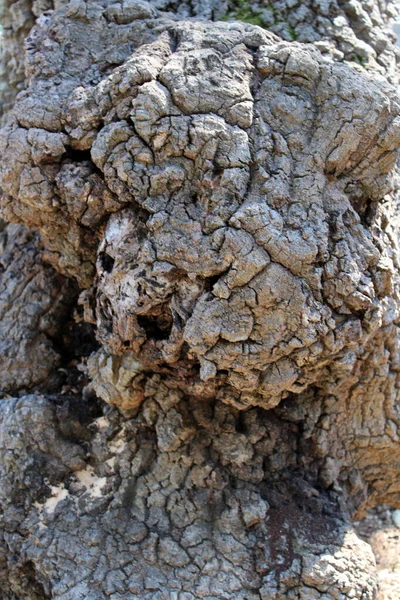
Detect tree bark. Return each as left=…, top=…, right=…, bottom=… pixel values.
left=1, top=1, right=400, bottom=598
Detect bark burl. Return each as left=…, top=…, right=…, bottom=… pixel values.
left=1, top=1, right=400, bottom=598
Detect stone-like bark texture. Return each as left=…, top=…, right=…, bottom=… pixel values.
left=1, top=0, right=400, bottom=598
left=356, top=506, right=400, bottom=599
left=0, top=393, right=378, bottom=599
left=0, top=223, right=75, bottom=394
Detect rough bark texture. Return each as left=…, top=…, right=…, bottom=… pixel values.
left=1, top=0, right=400, bottom=599
left=355, top=506, right=400, bottom=599
left=0, top=223, right=76, bottom=394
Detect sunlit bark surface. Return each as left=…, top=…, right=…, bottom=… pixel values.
left=0, top=1, right=400, bottom=598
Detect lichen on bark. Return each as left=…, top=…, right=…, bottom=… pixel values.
left=1, top=0, right=400, bottom=598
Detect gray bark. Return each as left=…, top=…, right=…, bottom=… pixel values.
left=1, top=0, right=400, bottom=598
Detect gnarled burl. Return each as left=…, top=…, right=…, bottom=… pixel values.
left=1, top=1, right=400, bottom=598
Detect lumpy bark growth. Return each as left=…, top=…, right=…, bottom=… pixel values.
left=1, top=1, right=400, bottom=599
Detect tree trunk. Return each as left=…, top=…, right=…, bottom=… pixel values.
left=1, top=1, right=400, bottom=598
